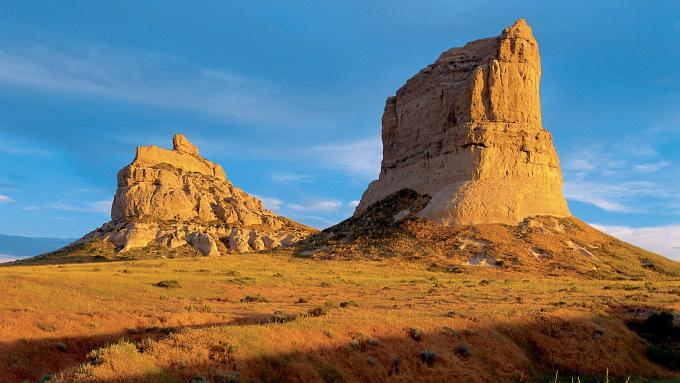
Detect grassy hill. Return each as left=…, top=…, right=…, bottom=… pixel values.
left=1, top=252, right=679, bottom=382
left=298, top=190, right=680, bottom=279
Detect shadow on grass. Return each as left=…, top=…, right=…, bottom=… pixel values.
left=3, top=308, right=679, bottom=383
left=0, top=312, right=279, bottom=383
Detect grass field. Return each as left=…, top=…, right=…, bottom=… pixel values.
left=2, top=251, right=679, bottom=382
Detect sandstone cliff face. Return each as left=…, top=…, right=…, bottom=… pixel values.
left=80, top=134, right=315, bottom=256
left=356, top=19, right=570, bottom=226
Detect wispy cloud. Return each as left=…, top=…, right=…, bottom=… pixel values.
left=633, top=161, right=669, bottom=173
left=310, top=137, right=381, bottom=179
left=563, top=180, right=671, bottom=213
left=0, top=195, right=14, bottom=203
left=46, top=199, right=112, bottom=214
left=288, top=200, right=343, bottom=213
left=0, top=46, right=314, bottom=125
left=348, top=200, right=360, bottom=208
left=256, top=194, right=344, bottom=214
left=0, top=143, right=52, bottom=156
left=254, top=194, right=356, bottom=228
left=591, top=223, right=680, bottom=261
left=0, top=132, right=52, bottom=157
left=561, top=140, right=679, bottom=215
left=47, top=216, right=75, bottom=222
left=270, top=173, right=314, bottom=183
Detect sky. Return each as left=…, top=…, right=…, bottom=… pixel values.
left=0, top=1, right=678, bottom=260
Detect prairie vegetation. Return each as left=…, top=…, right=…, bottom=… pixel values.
left=1, top=252, right=679, bottom=382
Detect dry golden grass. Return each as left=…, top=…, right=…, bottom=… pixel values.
left=1, top=252, right=679, bottom=382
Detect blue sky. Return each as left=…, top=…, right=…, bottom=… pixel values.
left=0, top=1, right=679, bottom=259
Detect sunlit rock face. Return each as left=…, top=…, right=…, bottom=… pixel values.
left=113, top=134, right=260, bottom=224
left=81, top=134, right=315, bottom=255
left=355, top=19, right=571, bottom=226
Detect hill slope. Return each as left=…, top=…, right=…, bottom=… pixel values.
left=298, top=189, right=680, bottom=279
left=1, top=254, right=679, bottom=382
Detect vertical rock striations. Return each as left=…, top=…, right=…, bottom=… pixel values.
left=355, top=19, right=570, bottom=226
left=78, top=134, right=315, bottom=256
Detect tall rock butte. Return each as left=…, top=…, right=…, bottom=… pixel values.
left=78, top=134, right=315, bottom=256
left=355, top=19, right=571, bottom=226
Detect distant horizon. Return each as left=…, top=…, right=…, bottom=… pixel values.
left=1, top=2, right=679, bottom=261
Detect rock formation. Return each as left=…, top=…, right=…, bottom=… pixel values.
left=355, top=19, right=571, bottom=226
left=77, top=134, right=315, bottom=256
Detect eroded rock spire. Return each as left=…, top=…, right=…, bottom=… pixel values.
left=80, top=134, right=315, bottom=256
left=355, top=19, right=570, bottom=225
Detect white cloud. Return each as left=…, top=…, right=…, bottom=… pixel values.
left=0, top=46, right=313, bottom=125
left=47, top=199, right=112, bottom=214
left=87, top=200, right=113, bottom=214
left=310, top=137, right=382, bottom=179
left=633, top=161, right=669, bottom=173
left=561, top=139, right=679, bottom=216
left=591, top=223, right=680, bottom=261
left=287, top=200, right=343, bottom=213
left=0, top=142, right=51, bottom=156
left=0, top=195, right=14, bottom=203
left=563, top=180, right=669, bottom=213
left=564, top=191, right=630, bottom=213
left=270, top=173, right=314, bottom=183
left=47, top=216, right=74, bottom=222
left=565, top=159, right=596, bottom=172
left=348, top=200, right=360, bottom=208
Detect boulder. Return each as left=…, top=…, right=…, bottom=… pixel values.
left=186, top=232, right=220, bottom=257
left=228, top=228, right=251, bottom=253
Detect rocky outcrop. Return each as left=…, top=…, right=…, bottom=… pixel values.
left=78, top=134, right=315, bottom=256
left=355, top=19, right=570, bottom=226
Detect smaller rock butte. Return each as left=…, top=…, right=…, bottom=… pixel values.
left=78, top=133, right=315, bottom=256
left=355, top=19, right=571, bottom=226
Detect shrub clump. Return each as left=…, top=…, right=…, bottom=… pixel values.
left=240, top=294, right=268, bottom=303
left=215, top=371, right=241, bottom=383
left=455, top=343, right=472, bottom=358
left=185, top=304, right=212, bottom=313
left=317, top=364, right=342, bottom=383
left=37, top=322, right=58, bottom=332
left=153, top=280, right=180, bottom=288
left=307, top=306, right=329, bottom=317
left=441, top=326, right=459, bottom=337
left=270, top=311, right=297, bottom=324
left=227, top=276, right=254, bottom=286
left=419, top=350, right=436, bottom=366
left=408, top=327, right=423, bottom=342
left=349, top=333, right=380, bottom=351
